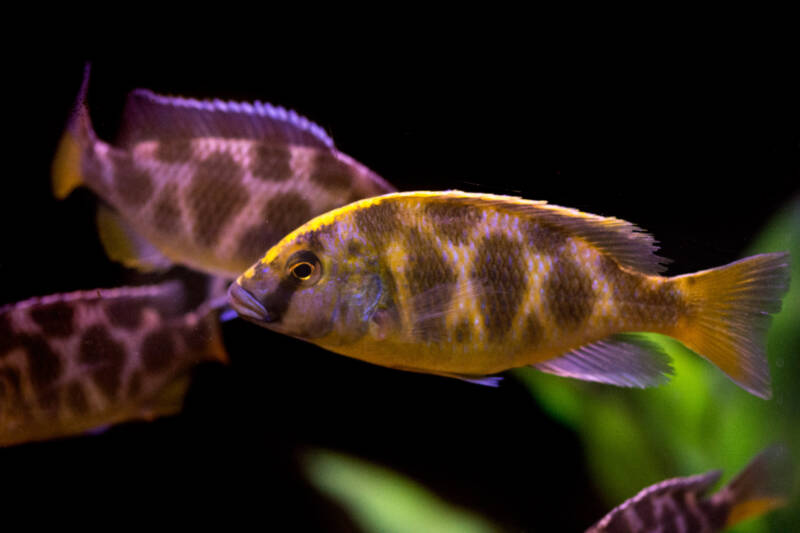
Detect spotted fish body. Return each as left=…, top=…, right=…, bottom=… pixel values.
left=0, top=282, right=226, bottom=446
left=587, top=446, right=791, bottom=532
left=230, top=191, right=790, bottom=396
left=52, top=66, right=396, bottom=278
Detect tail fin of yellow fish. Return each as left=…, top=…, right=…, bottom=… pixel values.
left=52, top=62, right=95, bottom=199
left=716, top=445, right=793, bottom=528
left=672, top=252, right=791, bottom=398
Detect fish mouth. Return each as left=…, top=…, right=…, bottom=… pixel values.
left=228, top=283, right=273, bottom=323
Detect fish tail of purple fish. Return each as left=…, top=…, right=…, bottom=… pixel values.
left=52, top=62, right=94, bottom=200
left=714, top=444, right=793, bottom=529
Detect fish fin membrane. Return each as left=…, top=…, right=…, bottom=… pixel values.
left=533, top=333, right=674, bottom=387
left=716, top=445, right=793, bottom=528
left=399, top=191, right=670, bottom=274
left=96, top=205, right=174, bottom=272
left=52, top=63, right=94, bottom=199
left=673, top=252, right=791, bottom=399
left=117, top=88, right=335, bottom=150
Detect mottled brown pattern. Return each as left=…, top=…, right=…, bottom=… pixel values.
left=633, top=496, right=656, bottom=528
left=250, top=143, right=293, bottom=181
left=599, top=256, right=683, bottom=327
left=471, top=234, right=528, bottom=342
left=454, top=320, right=472, bottom=343
left=354, top=201, right=400, bottom=246
left=127, top=370, right=143, bottom=398
left=236, top=224, right=284, bottom=264
left=309, top=151, right=357, bottom=190
left=522, top=314, right=544, bottom=346
left=188, top=152, right=249, bottom=247
left=423, top=200, right=482, bottom=244
left=105, top=299, right=145, bottom=330
left=22, top=335, right=62, bottom=390
left=544, top=254, right=595, bottom=330
left=21, top=335, right=63, bottom=410
left=0, top=313, right=15, bottom=357
left=297, top=225, right=336, bottom=251
left=141, top=329, right=175, bottom=374
left=405, top=228, right=457, bottom=342
left=263, top=192, right=313, bottom=235
left=79, top=325, right=127, bottom=401
left=30, top=302, right=75, bottom=338
left=524, top=220, right=568, bottom=254
left=0, top=367, right=22, bottom=406
left=112, top=154, right=154, bottom=208
left=153, top=183, right=184, bottom=235
left=679, top=494, right=704, bottom=532
left=66, top=382, right=89, bottom=414
left=154, top=139, right=194, bottom=163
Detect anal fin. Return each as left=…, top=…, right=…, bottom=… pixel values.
left=96, top=205, right=173, bottom=272
left=533, top=333, right=673, bottom=388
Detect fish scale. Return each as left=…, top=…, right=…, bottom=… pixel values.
left=52, top=66, right=396, bottom=278
left=0, top=283, right=226, bottom=446
left=231, top=190, right=789, bottom=396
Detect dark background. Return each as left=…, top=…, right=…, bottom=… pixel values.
left=1, top=55, right=797, bottom=530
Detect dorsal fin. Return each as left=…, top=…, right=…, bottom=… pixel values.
left=116, top=89, right=335, bottom=150
left=404, top=191, right=670, bottom=274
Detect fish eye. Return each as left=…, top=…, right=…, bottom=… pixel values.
left=285, top=250, right=322, bottom=284
left=291, top=261, right=314, bottom=280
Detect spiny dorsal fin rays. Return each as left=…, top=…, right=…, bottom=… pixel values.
left=117, top=88, right=336, bottom=150
left=426, top=190, right=670, bottom=275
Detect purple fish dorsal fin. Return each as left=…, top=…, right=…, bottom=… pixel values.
left=116, top=89, right=336, bottom=150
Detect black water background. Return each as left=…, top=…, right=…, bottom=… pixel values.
left=0, top=55, right=797, bottom=531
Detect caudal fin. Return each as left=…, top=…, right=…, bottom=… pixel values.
left=673, top=252, right=790, bottom=398
left=714, top=445, right=793, bottom=528
left=51, top=63, right=95, bottom=199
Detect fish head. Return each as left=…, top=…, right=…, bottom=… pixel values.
left=229, top=219, right=388, bottom=346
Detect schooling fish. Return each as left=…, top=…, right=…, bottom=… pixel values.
left=229, top=191, right=790, bottom=397
left=587, top=446, right=792, bottom=532
left=0, top=282, right=226, bottom=446
left=52, top=65, right=395, bottom=278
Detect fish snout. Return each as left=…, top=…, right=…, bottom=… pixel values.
left=228, top=282, right=273, bottom=323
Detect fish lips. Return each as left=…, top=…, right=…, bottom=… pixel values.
left=228, top=283, right=274, bottom=323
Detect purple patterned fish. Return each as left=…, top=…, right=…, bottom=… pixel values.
left=0, top=282, right=226, bottom=446
left=587, top=446, right=792, bottom=532
left=229, top=191, right=790, bottom=396
left=52, top=65, right=395, bottom=278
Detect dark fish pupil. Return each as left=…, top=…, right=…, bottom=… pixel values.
left=292, top=262, right=313, bottom=280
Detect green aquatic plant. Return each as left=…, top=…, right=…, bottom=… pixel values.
left=517, top=195, right=800, bottom=532
left=303, top=449, right=500, bottom=533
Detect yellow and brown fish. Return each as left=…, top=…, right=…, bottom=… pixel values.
left=229, top=191, right=791, bottom=398
left=587, top=446, right=792, bottom=532
left=0, top=282, right=226, bottom=446
left=51, top=65, right=395, bottom=278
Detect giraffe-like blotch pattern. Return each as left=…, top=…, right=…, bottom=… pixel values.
left=0, top=283, right=226, bottom=447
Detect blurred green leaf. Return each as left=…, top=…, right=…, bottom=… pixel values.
left=303, top=449, right=500, bottom=533
left=517, top=195, right=800, bottom=532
